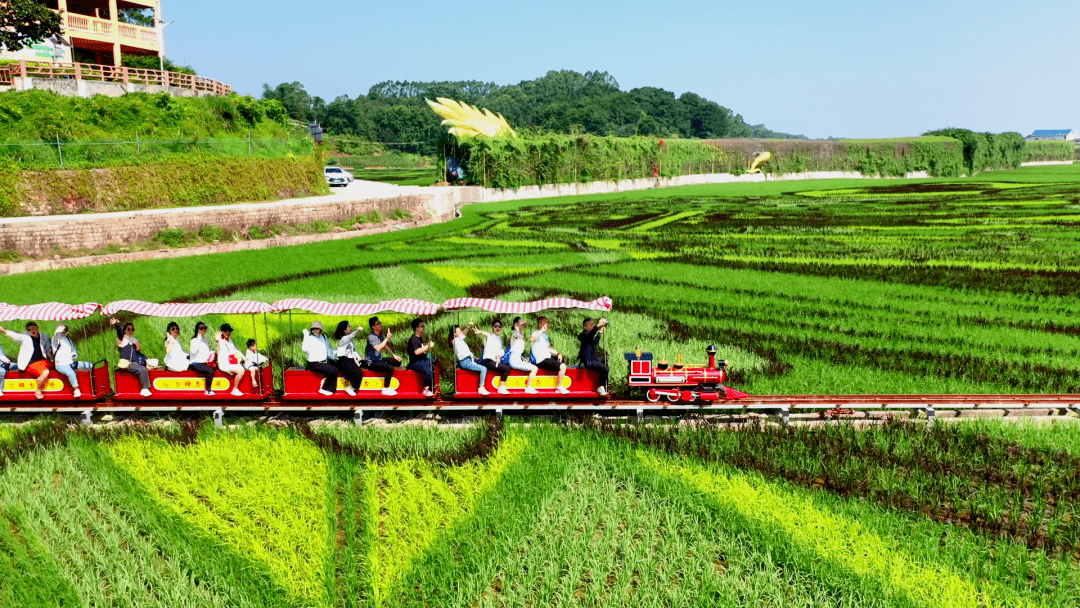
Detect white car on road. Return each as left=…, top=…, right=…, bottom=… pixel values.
left=324, top=166, right=354, bottom=187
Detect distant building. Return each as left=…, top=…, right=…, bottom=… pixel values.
left=1026, top=129, right=1076, bottom=141
left=0, top=0, right=163, bottom=67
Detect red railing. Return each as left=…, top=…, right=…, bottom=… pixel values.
left=12, top=60, right=232, bottom=95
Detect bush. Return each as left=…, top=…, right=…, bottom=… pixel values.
left=154, top=227, right=191, bottom=248
left=1024, top=140, right=1074, bottom=162
left=923, top=128, right=1028, bottom=173
left=197, top=224, right=228, bottom=242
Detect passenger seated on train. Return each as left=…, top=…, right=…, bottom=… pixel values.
left=303, top=320, right=341, bottom=396
left=164, top=322, right=190, bottom=374
left=406, top=318, right=437, bottom=397
left=0, top=322, right=54, bottom=400
left=53, top=324, right=91, bottom=399
left=531, top=317, right=569, bottom=395
left=0, top=341, right=13, bottom=397
left=189, top=321, right=217, bottom=396
left=216, top=324, right=246, bottom=397
left=578, top=317, right=610, bottom=396
left=366, top=317, right=401, bottom=396
left=451, top=324, right=491, bottom=396
left=472, top=319, right=511, bottom=395
left=109, top=318, right=152, bottom=397
left=508, top=317, right=539, bottom=394
left=333, top=321, right=365, bottom=395
left=244, top=339, right=268, bottom=392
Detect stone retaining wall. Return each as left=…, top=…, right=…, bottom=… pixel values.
left=0, top=193, right=454, bottom=257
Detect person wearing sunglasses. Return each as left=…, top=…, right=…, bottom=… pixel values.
left=0, top=322, right=55, bottom=399
left=215, top=324, right=246, bottom=397
left=189, top=321, right=217, bottom=396
left=472, top=319, right=511, bottom=394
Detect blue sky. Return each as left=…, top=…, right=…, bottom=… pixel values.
left=165, top=0, right=1078, bottom=139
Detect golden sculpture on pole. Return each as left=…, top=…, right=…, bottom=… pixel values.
left=425, top=97, right=517, bottom=138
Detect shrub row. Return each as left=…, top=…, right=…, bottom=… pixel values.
left=456, top=135, right=968, bottom=188
left=0, top=155, right=327, bottom=217
left=1024, top=140, right=1075, bottom=162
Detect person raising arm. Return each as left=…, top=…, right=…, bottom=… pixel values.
left=405, top=318, right=437, bottom=397
left=365, top=316, right=401, bottom=396
left=472, top=320, right=510, bottom=395
left=0, top=322, right=53, bottom=399
left=531, top=316, right=569, bottom=395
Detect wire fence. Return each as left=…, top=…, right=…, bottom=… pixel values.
left=0, top=133, right=313, bottom=170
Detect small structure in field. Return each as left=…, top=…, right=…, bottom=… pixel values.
left=1025, top=129, right=1076, bottom=141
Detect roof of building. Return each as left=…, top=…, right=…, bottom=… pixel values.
left=1030, top=129, right=1074, bottom=136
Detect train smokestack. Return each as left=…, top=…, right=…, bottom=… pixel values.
left=706, top=344, right=717, bottom=369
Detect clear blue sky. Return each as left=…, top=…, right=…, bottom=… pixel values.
left=165, top=0, right=1078, bottom=139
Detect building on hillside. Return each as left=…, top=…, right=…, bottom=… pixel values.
left=0, top=0, right=162, bottom=67
left=1025, top=129, right=1076, bottom=141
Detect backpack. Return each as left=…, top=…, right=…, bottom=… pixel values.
left=500, top=345, right=513, bottom=365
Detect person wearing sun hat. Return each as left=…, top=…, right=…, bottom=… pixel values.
left=303, top=320, right=342, bottom=396
left=215, top=323, right=246, bottom=397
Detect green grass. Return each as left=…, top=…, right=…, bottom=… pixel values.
left=350, top=168, right=439, bottom=186
left=1, top=419, right=1079, bottom=607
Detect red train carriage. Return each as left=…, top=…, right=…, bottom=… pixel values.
left=626, top=345, right=749, bottom=403
left=113, top=366, right=274, bottom=401
left=282, top=367, right=439, bottom=401
left=0, top=361, right=111, bottom=403
left=454, top=367, right=604, bottom=399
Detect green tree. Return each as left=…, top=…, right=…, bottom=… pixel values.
left=0, top=0, right=62, bottom=52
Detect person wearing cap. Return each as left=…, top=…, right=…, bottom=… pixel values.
left=303, top=320, right=343, bottom=396
left=333, top=320, right=365, bottom=395
left=531, top=316, right=569, bottom=395
left=53, top=324, right=92, bottom=399
left=0, top=322, right=54, bottom=399
left=365, top=316, right=401, bottom=396
left=215, top=323, right=246, bottom=397
left=472, top=319, right=511, bottom=395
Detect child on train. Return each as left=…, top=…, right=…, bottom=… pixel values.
left=244, top=339, right=268, bottom=392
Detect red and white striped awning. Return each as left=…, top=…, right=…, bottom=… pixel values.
left=441, top=296, right=612, bottom=314
left=0, top=302, right=102, bottom=322
left=101, top=299, right=274, bottom=317
left=269, top=298, right=441, bottom=316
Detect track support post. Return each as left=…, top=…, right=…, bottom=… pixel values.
left=213, top=408, right=224, bottom=428
left=925, top=405, right=935, bottom=427
left=779, top=405, right=790, bottom=426
left=495, top=408, right=503, bottom=422
left=636, top=408, right=644, bottom=424
left=354, top=409, right=363, bottom=426
left=80, top=410, right=92, bottom=426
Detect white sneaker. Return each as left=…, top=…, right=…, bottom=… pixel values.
left=204, top=390, right=215, bottom=396
left=73, top=388, right=82, bottom=399
left=497, top=386, right=509, bottom=395
left=524, top=387, right=539, bottom=394
left=422, top=389, right=434, bottom=397
left=140, top=388, right=152, bottom=397
left=597, top=386, right=608, bottom=396
left=344, top=387, right=357, bottom=396
left=318, top=389, right=334, bottom=396
left=0, top=390, right=5, bottom=397
left=381, top=388, right=398, bottom=396
left=230, top=388, right=243, bottom=397
left=556, top=386, right=570, bottom=395
left=478, top=387, right=490, bottom=396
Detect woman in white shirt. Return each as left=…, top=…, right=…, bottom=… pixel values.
left=333, top=320, right=365, bottom=396
left=188, top=321, right=217, bottom=396
left=215, top=323, right=245, bottom=397
left=163, top=322, right=190, bottom=373
left=450, top=324, right=490, bottom=396
left=302, top=320, right=341, bottom=396
left=508, top=317, right=539, bottom=394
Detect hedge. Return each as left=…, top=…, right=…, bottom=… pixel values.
left=1023, top=140, right=1075, bottom=162
left=0, top=155, right=327, bottom=217
left=456, top=135, right=967, bottom=188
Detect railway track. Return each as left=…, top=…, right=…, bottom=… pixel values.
left=5, top=394, right=1079, bottom=425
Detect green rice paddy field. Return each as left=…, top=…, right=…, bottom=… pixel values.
left=3, top=165, right=1080, bottom=607
left=1, top=418, right=1079, bottom=607
left=5, top=163, right=1080, bottom=394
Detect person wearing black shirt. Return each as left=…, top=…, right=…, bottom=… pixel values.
left=366, top=317, right=402, bottom=396
left=578, top=317, right=609, bottom=396
left=406, top=318, right=437, bottom=397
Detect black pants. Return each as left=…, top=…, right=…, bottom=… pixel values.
left=479, top=358, right=511, bottom=382
left=189, top=362, right=216, bottom=392
left=306, top=361, right=339, bottom=392
left=407, top=359, right=434, bottom=390
left=536, top=357, right=563, bottom=373
left=367, top=358, right=400, bottom=388
left=335, top=357, right=364, bottom=389
left=583, top=360, right=609, bottom=387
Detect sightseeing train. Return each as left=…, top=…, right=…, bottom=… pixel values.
left=0, top=296, right=748, bottom=411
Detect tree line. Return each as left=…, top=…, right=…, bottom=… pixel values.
left=262, top=70, right=805, bottom=153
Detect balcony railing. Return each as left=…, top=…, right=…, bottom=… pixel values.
left=4, top=60, right=233, bottom=96
left=63, top=13, right=159, bottom=47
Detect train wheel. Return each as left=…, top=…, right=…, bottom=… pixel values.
left=645, top=389, right=660, bottom=403
left=665, top=392, right=680, bottom=403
